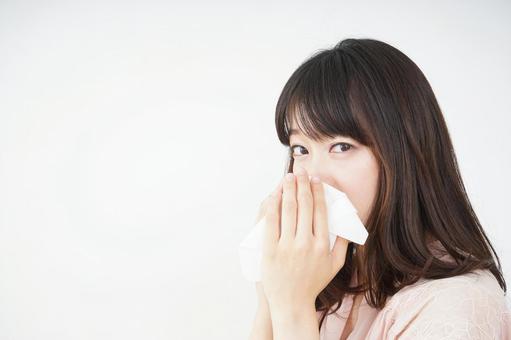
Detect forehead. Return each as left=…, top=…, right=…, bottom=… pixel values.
left=289, top=128, right=302, bottom=137
left=288, top=118, right=350, bottom=140
left=286, top=108, right=362, bottom=144
left=288, top=115, right=308, bottom=136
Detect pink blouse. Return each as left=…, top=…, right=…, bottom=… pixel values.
left=316, top=241, right=511, bottom=339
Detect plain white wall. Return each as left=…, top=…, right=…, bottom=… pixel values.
left=1, top=1, right=510, bottom=339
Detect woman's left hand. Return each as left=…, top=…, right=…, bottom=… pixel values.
left=260, top=166, right=349, bottom=311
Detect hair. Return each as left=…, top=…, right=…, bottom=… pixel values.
left=274, top=38, right=507, bottom=330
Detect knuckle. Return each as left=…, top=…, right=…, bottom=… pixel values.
left=314, top=196, right=326, bottom=208
left=282, top=189, right=293, bottom=198
left=283, top=181, right=294, bottom=190
left=283, top=194, right=296, bottom=207
left=294, top=239, right=311, bottom=252
left=278, top=241, right=292, bottom=254
left=314, top=241, right=329, bottom=254
left=298, top=191, right=313, bottom=202
left=283, top=205, right=295, bottom=216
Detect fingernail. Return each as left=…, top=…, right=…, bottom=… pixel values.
left=285, top=173, right=294, bottom=182
left=311, top=176, right=320, bottom=183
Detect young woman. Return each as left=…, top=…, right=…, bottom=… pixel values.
left=248, top=38, right=510, bottom=339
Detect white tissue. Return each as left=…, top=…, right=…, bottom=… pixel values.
left=238, top=176, right=368, bottom=282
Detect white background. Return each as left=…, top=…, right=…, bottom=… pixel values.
left=1, top=1, right=510, bottom=339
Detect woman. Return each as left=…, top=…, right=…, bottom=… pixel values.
left=248, top=38, right=510, bottom=339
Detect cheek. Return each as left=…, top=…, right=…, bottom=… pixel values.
left=335, top=155, right=379, bottom=225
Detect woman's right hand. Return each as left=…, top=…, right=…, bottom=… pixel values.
left=254, top=179, right=284, bottom=225
left=248, top=178, right=285, bottom=340
left=255, top=281, right=269, bottom=305
left=249, top=282, right=273, bottom=340
left=253, top=179, right=284, bottom=305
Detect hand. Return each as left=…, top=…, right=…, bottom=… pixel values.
left=248, top=282, right=273, bottom=340
left=254, top=180, right=283, bottom=225
left=252, top=179, right=283, bottom=305
left=260, top=167, right=349, bottom=310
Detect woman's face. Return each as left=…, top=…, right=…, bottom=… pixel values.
left=288, top=119, right=380, bottom=226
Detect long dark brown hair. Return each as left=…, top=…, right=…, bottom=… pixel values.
left=274, top=38, right=507, bottom=330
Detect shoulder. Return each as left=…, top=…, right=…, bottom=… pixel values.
left=383, top=269, right=509, bottom=339
left=389, top=268, right=505, bottom=306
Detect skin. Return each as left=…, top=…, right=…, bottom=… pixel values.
left=287, top=120, right=380, bottom=226
left=261, top=167, right=348, bottom=340
left=248, top=119, right=380, bottom=340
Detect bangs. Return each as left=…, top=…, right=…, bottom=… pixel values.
left=276, top=50, right=372, bottom=146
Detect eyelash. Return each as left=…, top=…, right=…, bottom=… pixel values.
left=289, top=142, right=353, bottom=157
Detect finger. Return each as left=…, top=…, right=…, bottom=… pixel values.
left=280, top=172, right=296, bottom=242
left=254, top=199, right=268, bottom=225
left=262, top=190, right=281, bottom=256
left=274, top=177, right=284, bottom=195
left=276, top=180, right=283, bottom=226
left=330, top=236, right=349, bottom=274
left=273, top=178, right=283, bottom=228
left=255, top=178, right=285, bottom=225
left=295, top=168, right=313, bottom=241
left=310, top=176, right=329, bottom=245
left=273, top=178, right=284, bottom=209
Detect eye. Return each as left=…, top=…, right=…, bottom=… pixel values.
left=289, top=142, right=353, bottom=157
left=332, top=143, right=353, bottom=153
